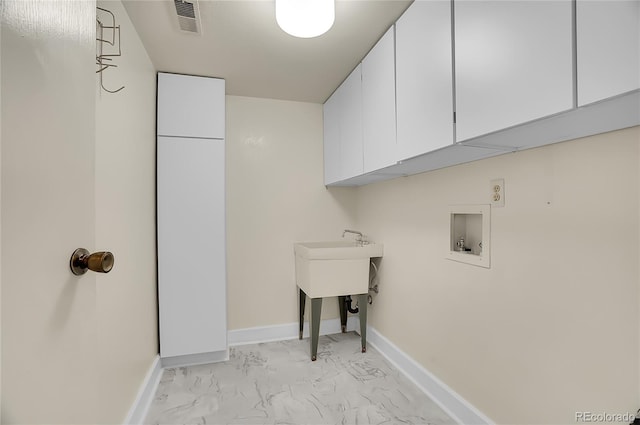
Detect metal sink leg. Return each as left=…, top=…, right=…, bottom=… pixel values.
left=310, top=297, right=322, bottom=361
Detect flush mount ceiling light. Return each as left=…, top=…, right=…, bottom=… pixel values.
left=276, top=0, right=335, bottom=38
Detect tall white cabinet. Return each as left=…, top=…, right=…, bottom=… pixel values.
left=157, top=72, right=227, bottom=366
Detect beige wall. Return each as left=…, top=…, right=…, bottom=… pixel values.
left=95, top=1, right=158, bottom=422
left=356, top=126, right=640, bottom=424
left=226, top=95, right=357, bottom=330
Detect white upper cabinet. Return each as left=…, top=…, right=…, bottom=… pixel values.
left=157, top=73, right=226, bottom=139
left=323, top=64, right=364, bottom=184
left=454, top=0, right=574, bottom=142
left=323, top=89, right=342, bottom=185
left=340, top=65, right=364, bottom=180
left=577, top=0, right=640, bottom=106
left=362, top=27, right=397, bottom=173
left=395, top=0, right=454, bottom=162
left=323, top=0, right=637, bottom=186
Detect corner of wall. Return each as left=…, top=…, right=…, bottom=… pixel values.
left=95, top=0, right=159, bottom=422
left=123, top=355, right=162, bottom=425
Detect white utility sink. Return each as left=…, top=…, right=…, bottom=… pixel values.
left=294, top=241, right=383, bottom=260
left=294, top=241, right=383, bottom=299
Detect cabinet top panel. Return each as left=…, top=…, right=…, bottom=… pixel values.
left=157, top=73, right=226, bottom=139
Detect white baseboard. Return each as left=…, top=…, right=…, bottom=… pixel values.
left=123, top=354, right=162, bottom=425
left=228, top=318, right=492, bottom=425
left=160, top=349, right=229, bottom=368
left=228, top=317, right=359, bottom=346
left=366, top=327, right=494, bottom=425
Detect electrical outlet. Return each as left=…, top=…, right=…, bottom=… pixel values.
left=490, top=178, right=505, bottom=207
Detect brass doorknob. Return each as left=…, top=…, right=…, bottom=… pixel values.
left=70, top=248, right=114, bottom=275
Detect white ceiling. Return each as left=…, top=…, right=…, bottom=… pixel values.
left=122, top=0, right=412, bottom=103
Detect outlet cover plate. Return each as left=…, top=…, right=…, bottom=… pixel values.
left=490, top=178, right=505, bottom=207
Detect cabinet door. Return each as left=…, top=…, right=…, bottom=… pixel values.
left=454, top=0, right=573, bottom=141
left=577, top=0, right=640, bottom=106
left=157, top=73, right=226, bottom=139
left=323, top=91, right=342, bottom=185
left=362, top=27, right=397, bottom=173
left=157, top=136, right=227, bottom=358
left=339, top=64, right=364, bottom=180
left=396, top=0, right=454, bottom=161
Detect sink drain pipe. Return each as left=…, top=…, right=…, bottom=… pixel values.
left=345, top=295, right=359, bottom=314
left=344, top=259, right=380, bottom=313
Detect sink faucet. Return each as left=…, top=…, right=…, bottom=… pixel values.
left=342, top=229, right=367, bottom=246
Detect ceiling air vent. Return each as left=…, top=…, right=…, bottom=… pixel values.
left=174, top=0, right=201, bottom=34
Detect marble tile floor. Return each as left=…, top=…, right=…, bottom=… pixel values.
left=145, top=332, right=456, bottom=425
